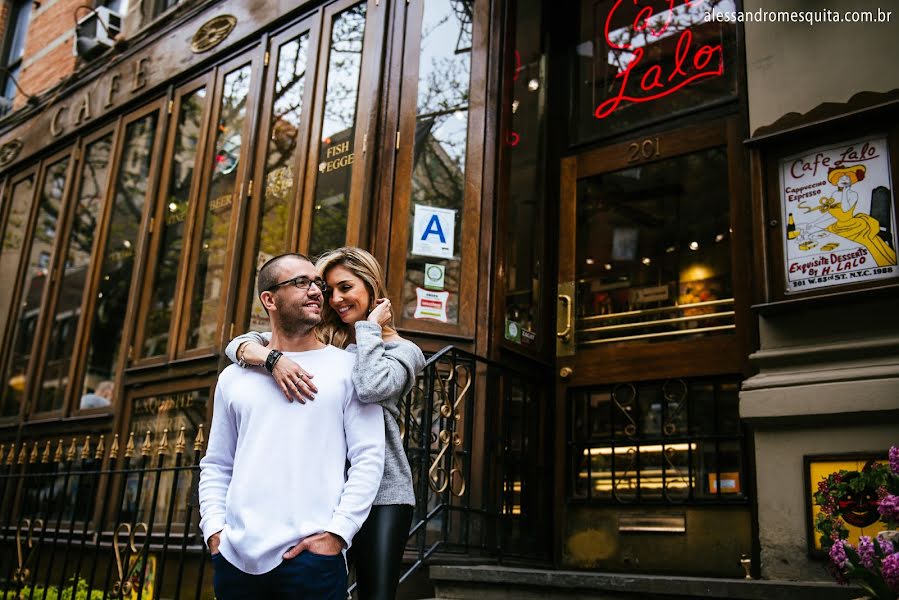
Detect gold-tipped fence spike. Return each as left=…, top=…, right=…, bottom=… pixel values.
left=194, top=425, right=205, bottom=452
left=109, top=434, right=120, bottom=460
left=6, top=444, right=16, bottom=466
left=29, top=442, right=40, bottom=464
left=157, top=429, right=169, bottom=456
left=81, top=435, right=92, bottom=460
left=175, top=427, right=187, bottom=454
left=95, top=435, right=106, bottom=460
left=140, top=430, right=153, bottom=457
left=41, top=441, right=51, bottom=464
left=66, top=438, right=78, bottom=462
left=0, top=445, right=4, bottom=464
left=54, top=439, right=64, bottom=463
left=124, top=432, right=136, bottom=458
left=17, top=445, right=28, bottom=465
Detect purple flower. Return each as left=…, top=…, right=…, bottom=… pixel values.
left=858, top=535, right=875, bottom=568
left=889, top=446, right=899, bottom=475
left=879, top=494, right=899, bottom=522
left=883, top=553, right=899, bottom=590
left=879, top=533, right=896, bottom=556
left=829, top=539, right=849, bottom=569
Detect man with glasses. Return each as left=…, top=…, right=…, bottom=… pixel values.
left=199, top=253, right=385, bottom=599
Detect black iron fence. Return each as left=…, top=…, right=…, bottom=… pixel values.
left=0, top=346, right=551, bottom=599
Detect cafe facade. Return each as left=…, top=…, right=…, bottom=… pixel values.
left=0, top=0, right=896, bottom=596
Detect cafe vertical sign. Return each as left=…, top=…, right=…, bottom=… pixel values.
left=780, top=136, right=898, bottom=293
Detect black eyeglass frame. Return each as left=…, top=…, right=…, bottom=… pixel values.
left=266, top=275, right=328, bottom=293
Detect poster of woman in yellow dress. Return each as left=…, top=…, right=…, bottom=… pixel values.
left=780, top=136, right=898, bottom=293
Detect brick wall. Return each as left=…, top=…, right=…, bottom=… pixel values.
left=13, top=0, right=82, bottom=108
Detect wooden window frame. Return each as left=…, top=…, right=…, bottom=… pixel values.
left=27, top=124, right=119, bottom=421
left=176, top=49, right=264, bottom=360
left=0, top=165, right=37, bottom=425
left=132, top=74, right=214, bottom=367
left=385, top=0, right=489, bottom=340
left=71, top=99, right=168, bottom=417
left=757, top=113, right=899, bottom=303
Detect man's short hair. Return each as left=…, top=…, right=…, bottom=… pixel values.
left=257, top=253, right=313, bottom=297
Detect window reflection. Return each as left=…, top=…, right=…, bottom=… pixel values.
left=309, top=3, right=366, bottom=257
left=402, top=0, right=473, bottom=326
left=0, top=158, right=69, bottom=416
left=187, top=65, right=252, bottom=349
left=80, top=114, right=158, bottom=406
left=36, top=136, right=113, bottom=413
left=250, top=33, right=311, bottom=332
left=0, top=177, right=35, bottom=340
left=143, top=88, right=206, bottom=357
left=575, top=147, right=733, bottom=345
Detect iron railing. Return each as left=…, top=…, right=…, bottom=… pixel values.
left=0, top=345, right=551, bottom=599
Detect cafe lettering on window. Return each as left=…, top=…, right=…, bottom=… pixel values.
left=780, top=136, right=898, bottom=293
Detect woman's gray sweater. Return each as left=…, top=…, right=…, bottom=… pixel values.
left=224, top=321, right=424, bottom=506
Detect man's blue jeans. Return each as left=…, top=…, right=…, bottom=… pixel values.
left=211, top=551, right=347, bottom=599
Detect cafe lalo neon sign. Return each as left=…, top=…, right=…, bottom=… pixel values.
left=595, top=0, right=725, bottom=120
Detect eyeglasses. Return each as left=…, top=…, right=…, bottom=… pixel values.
left=267, top=275, right=328, bottom=293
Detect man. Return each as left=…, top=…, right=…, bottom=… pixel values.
left=199, top=253, right=385, bottom=599
left=79, top=380, right=114, bottom=409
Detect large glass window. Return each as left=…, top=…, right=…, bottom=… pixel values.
left=400, top=0, right=473, bottom=326
left=186, top=64, right=252, bottom=349
left=35, top=135, right=114, bottom=414
left=250, top=30, right=313, bottom=331
left=142, top=87, right=207, bottom=357
left=78, top=112, right=159, bottom=408
left=574, top=147, right=734, bottom=346
left=0, top=175, right=35, bottom=339
left=502, top=0, right=546, bottom=352
left=308, top=3, right=366, bottom=257
left=574, top=0, right=738, bottom=142
left=0, top=156, right=70, bottom=417
left=569, top=378, right=744, bottom=503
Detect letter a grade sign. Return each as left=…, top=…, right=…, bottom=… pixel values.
left=412, top=204, right=456, bottom=259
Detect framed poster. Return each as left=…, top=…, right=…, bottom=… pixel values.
left=779, top=136, right=898, bottom=293
left=804, top=453, right=888, bottom=557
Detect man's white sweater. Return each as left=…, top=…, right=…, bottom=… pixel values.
left=198, top=345, right=385, bottom=575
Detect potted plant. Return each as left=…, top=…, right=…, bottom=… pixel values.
left=814, top=446, right=899, bottom=599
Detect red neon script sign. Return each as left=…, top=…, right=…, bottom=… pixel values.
left=595, top=0, right=724, bottom=120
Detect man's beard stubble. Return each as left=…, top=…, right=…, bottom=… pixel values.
left=274, top=295, right=322, bottom=336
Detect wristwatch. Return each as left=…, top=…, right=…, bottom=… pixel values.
left=265, top=349, right=283, bottom=373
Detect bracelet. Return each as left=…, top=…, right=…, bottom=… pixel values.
left=236, top=343, right=249, bottom=368
left=265, top=349, right=283, bottom=373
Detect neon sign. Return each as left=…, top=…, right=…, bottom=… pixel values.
left=595, top=0, right=725, bottom=120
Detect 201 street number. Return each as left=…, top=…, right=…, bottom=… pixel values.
left=627, top=137, right=661, bottom=163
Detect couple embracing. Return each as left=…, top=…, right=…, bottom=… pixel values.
left=198, top=247, right=425, bottom=599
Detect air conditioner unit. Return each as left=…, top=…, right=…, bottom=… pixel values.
left=73, top=7, right=122, bottom=60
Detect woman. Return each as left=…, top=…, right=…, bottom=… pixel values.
left=224, top=246, right=424, bottom=600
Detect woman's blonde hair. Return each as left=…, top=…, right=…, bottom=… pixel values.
left=315, top=246, right=396, bottom=348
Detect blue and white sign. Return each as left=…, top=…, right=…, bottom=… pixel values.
left=412, top=204, right=456, bottom=259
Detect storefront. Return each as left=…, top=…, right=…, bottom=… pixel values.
left=0, top=0, right=896, bottom=595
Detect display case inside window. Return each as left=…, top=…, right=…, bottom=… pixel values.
left=569, top=378, right=744, bottom=503
left=574, top=146, right=734, bottom=346
left=573, top=0, right=738, bottom=143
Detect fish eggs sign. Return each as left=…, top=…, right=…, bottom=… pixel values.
left=595, top=0, right=725, bottom=120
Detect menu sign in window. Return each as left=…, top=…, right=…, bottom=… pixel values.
left=780, top=136, right=898, bottom=293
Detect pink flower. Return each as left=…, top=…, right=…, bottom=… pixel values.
left=879, top=494, right=899, bottom=522
left=889, top=446, right=899, bottom=475
left=879, top=533, right=896, bottom=556
left=883, top=553, right=899, bottom=590
left=829, top=539, right=849, bottom=569
left=858, top=535, right=875, bottom=568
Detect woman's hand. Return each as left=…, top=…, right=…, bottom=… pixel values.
left=368, top=298, right=392, bottom=328
left=272, top=355, right=318, bottom=403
